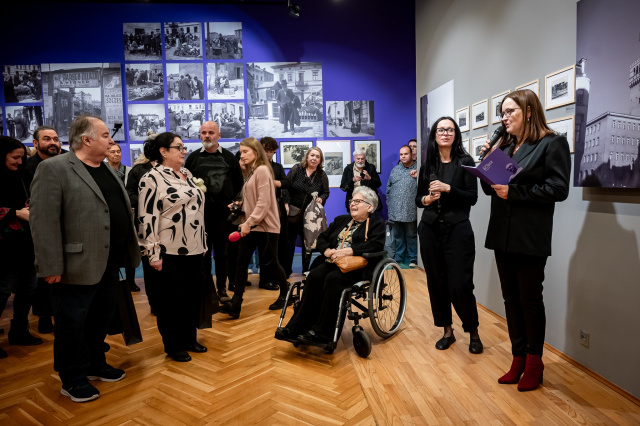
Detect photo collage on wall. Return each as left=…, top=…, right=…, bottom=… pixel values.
left=2, top=65, right=45, bottom=144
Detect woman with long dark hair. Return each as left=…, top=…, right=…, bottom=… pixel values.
left=415, top=117, right=482, bottom=354
left=481, top=89, right=570, bottom=391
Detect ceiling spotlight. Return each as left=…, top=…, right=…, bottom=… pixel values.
left=288, top=0, right=300, bottom=18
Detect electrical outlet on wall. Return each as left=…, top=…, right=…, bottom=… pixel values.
left=580, top=330, right=590, bottom=348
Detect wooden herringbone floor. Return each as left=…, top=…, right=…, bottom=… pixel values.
left=1, top=269, right=639, bottom=425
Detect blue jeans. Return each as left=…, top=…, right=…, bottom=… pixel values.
left=384, top=222, right=396, bottom=259
left=393, top=221, right=417, bottom=264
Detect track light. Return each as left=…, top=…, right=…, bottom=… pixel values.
left=288, top=0, right=300, bottom=17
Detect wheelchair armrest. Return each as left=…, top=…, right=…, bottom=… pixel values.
left=362, top=251, right=388, bottom=259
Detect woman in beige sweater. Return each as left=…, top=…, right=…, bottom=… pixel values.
left=219, top=138, right=290, bottom=318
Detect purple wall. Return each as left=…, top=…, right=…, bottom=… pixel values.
left=0, top=0, right=416, bottom=222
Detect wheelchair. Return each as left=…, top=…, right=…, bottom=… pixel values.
left=277, top=252, right=407, bottom=358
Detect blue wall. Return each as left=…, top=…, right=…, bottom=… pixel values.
left=1, top=1, right=416, bottom=222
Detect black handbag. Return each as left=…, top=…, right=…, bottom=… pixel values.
left=108, top=274, right=143, bottom=346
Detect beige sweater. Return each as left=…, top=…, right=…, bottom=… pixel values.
left=242, top=165, right=281, bottom=233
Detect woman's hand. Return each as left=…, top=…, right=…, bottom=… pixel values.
left=422, top=192, right=441, bottom=205
left=429, top=180, right=450, bottom=193
left=324, top=248, right=336, bottom=258
left=316, top=197, right=323, bottom=204
left=491, top=184, right=509, bottom=199
left=331, top=247, right=354, bottom=260
left=15, top=207, right=30, bottom=221
left=481, top=139, right=498, bottom=157
left=284, top=203, right=290, bottom=215
left=151, top=259, right=163, bottom=271
left=239, top=222, right=251, bottom=237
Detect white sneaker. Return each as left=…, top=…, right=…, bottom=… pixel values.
left=248, top=269, right=253, bottom=274
left=409, top=262, right=418, bottom=268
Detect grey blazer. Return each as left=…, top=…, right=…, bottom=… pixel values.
left=30, top=150, right=141, bottom=285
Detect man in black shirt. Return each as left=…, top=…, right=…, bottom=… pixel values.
left=185, top=121, right=243, bottom=301
left=30, top=116, right=141, bottom=403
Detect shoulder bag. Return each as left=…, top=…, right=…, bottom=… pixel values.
left=334, top=218, right=369, bottom=273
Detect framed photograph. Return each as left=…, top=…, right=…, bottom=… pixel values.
left=125, top=64, right=164, bottom=101
left=515, top=79, right=540, bottom=97
left=127, top=103, right=166, bottom=141
left=325, top=101, right=375, bottom=137
left=461, top=138, right=470, bottom=156
left=471, top=135, right=487, bottom=163
left=354, top=139, right=381, bottom=173
left=209, top=102, right=246, bottom=139
left=545, top=65, right=576, bottom=110
left=206, top=22, right=243, bottom=60
left=4, top=106, right=44, bottom=142
left=3, top=65, right=42, bottom=103
left=491, top=90, right=510, bottom=124
left=166, top=63, right=205, bottom=101
left=167, top=103, right=205, bottom=140
left=280, top=141, right=313, bottom=169
left=129, top=144, right=144, bottom=165
left=547, top=115, right=575, bottom=153
left=206, top=63, right=245, bottom=100
left=164, top=22, right=203, bottom=60
left=123, top=23, right=162, bottom=61
left=316, top=140, right=350, bottom=187
left=455, top=106, right=470, bottom=132
left=471, top=99, right=488, bottom=129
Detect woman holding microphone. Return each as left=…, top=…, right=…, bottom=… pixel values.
left=481, top=89, right=570, bottom=391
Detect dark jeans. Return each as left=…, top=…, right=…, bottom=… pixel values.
left=418, top=219, right=479, bottom=333
left=494, top=250, right=548, bottom=356
left=233, top=232, right=287, bottom=299
left=51, top=266, right=119, bottom=387
left=204, top=214, right=233, bottom=291
left=0, top=260, right=37, bottom=326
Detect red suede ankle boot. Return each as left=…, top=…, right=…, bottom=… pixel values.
left=517, top=354, right=544, bottom=392
left=498, top=356, right=526, bottom=384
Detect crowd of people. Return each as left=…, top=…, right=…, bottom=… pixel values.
left=124, top=30, right=162, bottom=56
left=3, top=70, right=42, bottom=103
left=0, top=88, right=570, bottom=402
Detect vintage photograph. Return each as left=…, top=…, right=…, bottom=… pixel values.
left=130, top=144, right=144, bottom=164
left=548, top=115, right=575, bottom=153
left=209, top=102, right=245, bottom=139
left=3, top=65, right=42, bottom=103
left=127, top=103, right=166, bottom=141
left=462, top=138, right=470, bottom=156
left=206, top=22, right=242, bottom=59
left=168, top=103, right=205, bottom=140
left=4, top=106, right=43, bottom=142
left=280, top=141, right=313, bottom=169
left=456, top=106, right=470, bottom=132
left=326, top=101, right=375, bottom=137
left=0, top=107, right=3, bottom=136
left=42, top=63, right=124, bottom=141
left=316, top=140, right=350, bottom=187
left=472, top=99, right=488, bottom=129
left=182, top=142, right=204, bottom=163
left=491, top=90, right=510, bottom=124
left=206, top=63, right=244, bottom=100
left=545, top=65, right=576, bottom=110
left=220, top=141, right=240, bottom=155
left=471, top=135, right=487, bottom=163
left=166, top=63, right=205, bottom=100
left=246, top=62, right=323, bottom=139
left=355, top=140, right=381, bottom=173
left=123, top=23, right=162, bottom=61
left=164, top=22, right=203, bottom=60
left=125, top=64, right=164, bottom=101
left=515, top=79, right=540, bottom=97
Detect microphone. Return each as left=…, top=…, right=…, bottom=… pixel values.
left=429, top=173, right=441, bottom=210
left=228, top=225, right=258, bottom=242
left=478, top=125, right=506, bottom=161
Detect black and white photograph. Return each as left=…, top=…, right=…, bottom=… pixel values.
left=206, top=22, right=242, bottom=59
left=220, top=141, right=240, bottom=155
left=4, top=106, right=43, bottom=142
left=0, top=107, right=3, bottom=136
left=125, top=64, right=164, bottom=101
left=41, top=63, right=125, bottom=141
left=182, top=142, right=204, bottom=162
left=491, top=90, right=510, bottom=124
left=247, top=62, right=323, bottom=139
left=127, top=103, right=166, bottom=141
left=164, top=22, right=203, bottom=60
left=3, top=65, right=42, bottom=103
left=545, top=65, right=576, bottom=110
left=547, top=116, right=575, bottom=153
left=209, top=102, right=245, bottom=139
left=515, top=79, right=540, bottom=97
left=168, top=103, right=205, bottom=140
left=166, top=63, right=205, bottom=100
left=206, top=63, right=244, bottom=100
left=471, top=99, right=488, bottom=129
left=326, top=101, right=374, bottom=137
left=455, top=106, right=470, bottom=132
left=316, top=140, right=350, bottom=187
left=461, top=138, right=470, bottom=155
left=280, top=141, right=313, bottom=169
left=471, top=135, right=487, bottom=163
left=355, top=140, right=381, bottom=173
left=130, top=144, right=144, bottom=164
left=123, top=23, right=162, bottom=61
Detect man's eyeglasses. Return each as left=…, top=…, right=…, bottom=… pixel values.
left=436, top=128, right=456, bottom=135
left=169, top=145, right=188, bottom=152
left=500, top=107, right=521, bottom=120
left=349, top=199, right=371, bottom=206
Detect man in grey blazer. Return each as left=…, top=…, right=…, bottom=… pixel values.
left=30, top=116, right=141, bottom=403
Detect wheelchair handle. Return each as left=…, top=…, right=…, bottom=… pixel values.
left=362, top=251, right=388, bottom=259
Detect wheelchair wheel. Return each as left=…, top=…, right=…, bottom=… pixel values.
left=353, top=330, right=371, bottom=358
left=368, top=258, right=407, bottom=338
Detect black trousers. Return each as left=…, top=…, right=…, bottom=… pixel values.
left=204, top=214, right=234, bottom=291
left=286, top=260, right=364, bottom=340
left=33, top=277, right=53, bottom=318
left=149, top=254, right=203, bottom=354
left=283, top=220, right=312, bottom=275
left=233, top=231, right=288, bottom=300
left=0, top=259, right=37, bottom=326
left=494, top=250, right=547, bottom=356
left=418, top=219, right=479, bottom=333
left=51, top=266, right=119, bottom=387
left=140, top=256, right=158, bottom=309
left=259, top=213, right=288, bottom=284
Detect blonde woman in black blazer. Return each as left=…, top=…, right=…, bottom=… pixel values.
left=481, top=89, right=570, bottom=392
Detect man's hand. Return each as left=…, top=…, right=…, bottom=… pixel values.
left=15, top=207, right=30, bottom=221
left=44, top=275, right=62, bottom=284
left=362, top=170, right=372, bottom=180
left=491, top=184, right=509, bottom=199
left=409, top=169, right=418, bottom=178
left=150, top=259, right=163, bottom=271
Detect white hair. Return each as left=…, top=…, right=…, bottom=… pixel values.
left=353, top=186, right=378, bottom=210
left=352, top=148, right=366, bottom=158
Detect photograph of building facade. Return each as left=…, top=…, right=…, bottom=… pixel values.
left=326, top=100, right=375, bottom=137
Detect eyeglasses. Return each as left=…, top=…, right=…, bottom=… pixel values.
left=436, top=128, right=456, bottom=135
left=169, top=145, right=188, bottom=152
left=500, top=107, right=521, bottom=120
left=349, top=199, right=371, bottom=206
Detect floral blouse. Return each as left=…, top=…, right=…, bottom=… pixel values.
left=137, top=164, right=207, bottom=262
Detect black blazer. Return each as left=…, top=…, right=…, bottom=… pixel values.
left=481, top=134, right=571, bottom=257
left=415, top=155, right=478, bottom=225
left=340, top=162, right=381, bottom=210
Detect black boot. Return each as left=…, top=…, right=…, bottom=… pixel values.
left=219, top=295, right=242, bottom=319
left=8, top=320, right=43, bottom=346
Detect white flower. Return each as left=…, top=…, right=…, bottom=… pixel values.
left=192, top=177, right=207, bottom=193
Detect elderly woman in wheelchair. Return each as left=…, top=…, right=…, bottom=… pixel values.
left=275, top=186, right=406, bottom=356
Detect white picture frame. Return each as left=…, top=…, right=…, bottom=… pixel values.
left=461, top=138, right=470, bottom=156
left=316, top=140, right=350, bottom=187
left=471, top=135, right=487, bottom=163
left=547, top=115, right=575, bottom=153
left=471, top=99, right=488, bottom=129
left=280, top=141, right=313, bottom=169
left=515, top=79, right=540, bottom=97
left=545, top=65, right=576, bottom=110
left=354, top=139, right=381, bottom=173
left=491, top=90, right=510, bottom=124
left=456, top=106, right=470, bottom=132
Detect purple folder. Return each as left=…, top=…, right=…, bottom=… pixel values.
left=462, top=148, right=522, bottom=185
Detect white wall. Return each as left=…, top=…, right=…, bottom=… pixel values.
left=415, top=0, right=640, bottom=398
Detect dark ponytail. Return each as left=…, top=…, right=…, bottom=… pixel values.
left=143, top=132, right=178, bottom=164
